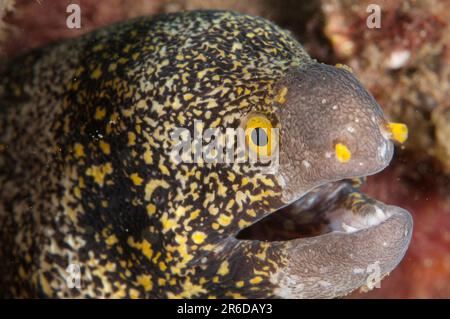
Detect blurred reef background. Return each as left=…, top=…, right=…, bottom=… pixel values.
left=0, top=0, right=449, bottom=298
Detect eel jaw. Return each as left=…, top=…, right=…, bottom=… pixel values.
left=237, top=180, right=413, bottom=298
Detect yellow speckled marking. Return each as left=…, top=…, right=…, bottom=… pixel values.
left=218, top=214, right=232, bottom=227
left=249, top=276, right=263, bottom=284
left=99, top=140, right=111, bottom=155
left=146, top=203, right=156, bottom=215
left=191, top=231, right=207, bottom=244
left=276, top=86, right=288, bottom=104
left=74, top=143, right=85, bottom=158
left=86, top=163, right=113, bottom=186
left=217, top=261, right=229, bottom=276
left=144, top=179, right=169, bottom=201
left=105, top=234, right=118, bottom=246
left=128, top=132, right=136, bottom=146
left=94, top=107, right=106, bottom=120
left=91, top=67, right=102, bottom=80
left=130, top=173, right=144, bottom=186
left=136, top=274, right=153, bottom=292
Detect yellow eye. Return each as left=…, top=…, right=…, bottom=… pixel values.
left=245, top=114, right=276, bottom=158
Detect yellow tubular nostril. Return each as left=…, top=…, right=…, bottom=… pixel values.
left=387, top=122, right=408, bottom=144
left=335, top=143, right=351, bottom=163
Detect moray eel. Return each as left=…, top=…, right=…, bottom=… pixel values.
left=0, top=11, right=412, bottom=298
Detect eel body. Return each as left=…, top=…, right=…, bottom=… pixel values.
left=0, top=11, right=412, bottom=298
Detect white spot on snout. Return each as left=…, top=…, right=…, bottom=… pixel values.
left=302, top=160, right=311, bottom=169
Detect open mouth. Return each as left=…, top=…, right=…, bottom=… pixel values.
left=236, top=178, right=406, bottom=242
left=235, top=175, right=413, bottom=298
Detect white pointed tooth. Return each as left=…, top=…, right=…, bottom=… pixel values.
left=374, top=206, right=387, bottom=219
left=341, top=222, right=359, bottom=233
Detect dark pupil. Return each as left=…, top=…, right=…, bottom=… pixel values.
left=251, top=127, right=268, bottom=147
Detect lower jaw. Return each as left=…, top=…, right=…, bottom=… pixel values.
left=270, top=206, right=412, bottom=298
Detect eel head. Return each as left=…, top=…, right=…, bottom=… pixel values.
left=215, top=63, right=412, bottom=298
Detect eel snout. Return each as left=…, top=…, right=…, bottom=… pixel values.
left=271, top=204, right=412, bottom=298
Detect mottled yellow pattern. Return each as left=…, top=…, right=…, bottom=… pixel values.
left=0, top=11, right=311, bottom=298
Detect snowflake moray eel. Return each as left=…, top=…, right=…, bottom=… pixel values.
left=0, top=11, right=412, bottom=298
